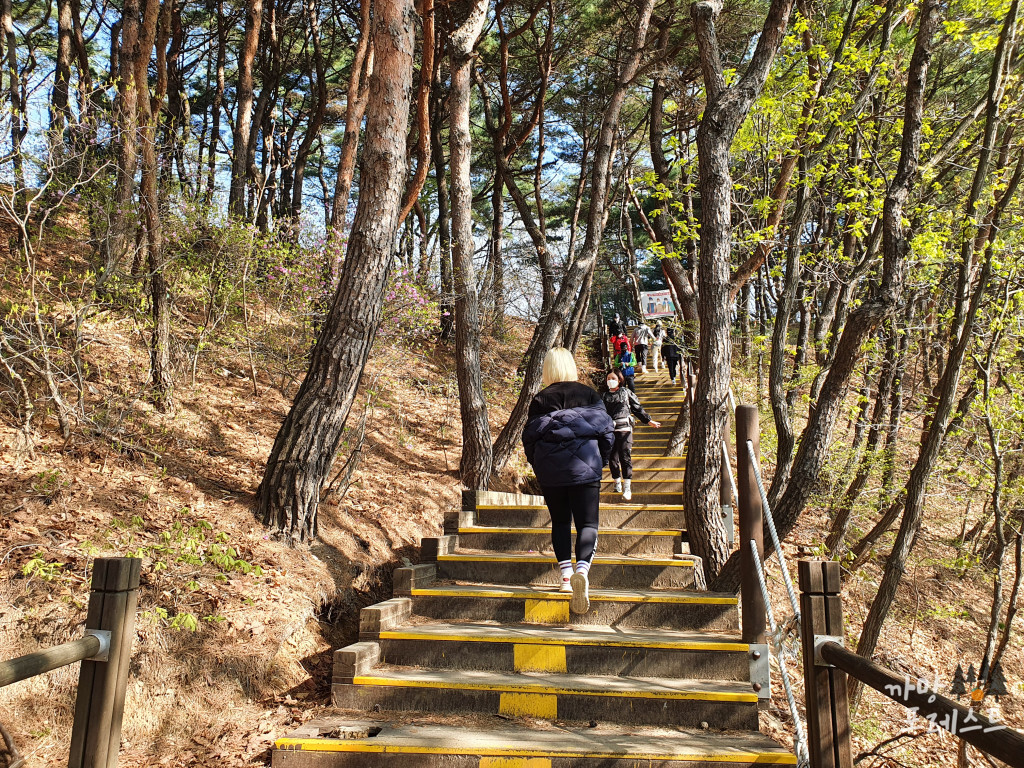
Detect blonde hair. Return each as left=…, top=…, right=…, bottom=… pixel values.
left=542, top=347, right=578, bottom=388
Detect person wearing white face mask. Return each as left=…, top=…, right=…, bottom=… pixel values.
left=601, top=370, right=661, bottom=501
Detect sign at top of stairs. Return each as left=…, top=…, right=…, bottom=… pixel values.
left=272, top=368, right=794, bottom=767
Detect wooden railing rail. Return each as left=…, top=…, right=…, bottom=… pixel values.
left=0, top=557, right=141, bottom=768
left=800, top=558, right=1024, bottom=768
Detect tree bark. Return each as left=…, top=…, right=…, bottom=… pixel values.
left=686, top=0, right=796, bottom=580
left=229, top=0, right=263, bottom=218
left=51, top=0, right=74, bottom=136
left=330, top=0, right=373, bottom=231
left=257, top=0, right=416, bottom=543
left=449, top=0, right=491, bottom=489
left=206, top=0, right=226, bottom=203
left=138, top=0, right=170, bottom=409
left=100, top=0, right=141, bottom=285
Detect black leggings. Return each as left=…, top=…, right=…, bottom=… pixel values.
left=542, top=481, right=600, bottom=565
left=609, top=431, right=633, bottom=479
left=635, top=344, right=648, bottom=367
left=666, top=356, right=679, bottom=380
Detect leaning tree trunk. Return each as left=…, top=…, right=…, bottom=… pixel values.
left=449, top=0, right=491, bottom=489
left=685, top=0, right=796, bottom=581
left=257, top=0, right=415, bottom=543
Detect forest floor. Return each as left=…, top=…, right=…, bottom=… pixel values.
left=1, top=223, right=1021, bottom=767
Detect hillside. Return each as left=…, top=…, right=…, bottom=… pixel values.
left=1, top=221, right=1022, bottom=768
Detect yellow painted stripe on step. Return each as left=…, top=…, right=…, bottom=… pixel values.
left=412, top=588, right=738, bottom=605
left=479, top=758, right=551, bottom=768
left=513, top=644, right=567, bottom=673
left=498, top=692, right=558, bottom=718
left=523, top=598, right=570, bottom=623
left=458, top=527, right=679, bottom=537
left=379, top=629, right=748, bottom=652
left=351, top=676, right=757, bottom=702
left=438, top=554, right=693, bottom=566
left=273, top=738, right=798, bottom=763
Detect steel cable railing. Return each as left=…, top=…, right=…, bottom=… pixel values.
left=751, top=541, right=810, bottom=768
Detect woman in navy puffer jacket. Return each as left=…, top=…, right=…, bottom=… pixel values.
left=523, top=348, right=614, bottom=614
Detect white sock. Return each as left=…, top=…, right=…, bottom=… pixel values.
left=558, top=560, right=573, bottom=579
left=575, top=560, right=592, bottom=576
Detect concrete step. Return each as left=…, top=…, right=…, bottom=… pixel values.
left=403, top=584, right=738, bottom=631
left=331, top=666, right=759, bottom=728
left=630, top=456, right=686, bottom=468
left=601, top=479, right=684, bottom=493
left=436, top=552, right=697, bottom=589
left=456, top=527, right=684, bottom=555
left=474, top=505, right=686, bottom=529
left=274, top=719, right=797, bottom=767
left=369, top=621, right=748, bottom=679
left=599, top=491, right=680, bottom=505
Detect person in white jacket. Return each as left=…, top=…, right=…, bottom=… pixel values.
left=650, top=322, right=666, bottom=373
left=633, top=322, right=655, bottom=373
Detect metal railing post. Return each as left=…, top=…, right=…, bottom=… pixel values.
left=736, top=405, right=766, bottom=647
left=798, top=560, right=853, bottom=768
left=68, top=557, right=141, bottom=768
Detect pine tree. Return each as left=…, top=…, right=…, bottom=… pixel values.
left=950, top=663, right=967, bottom=697
left=988, top=661, right=1008, bottom=699
left=979, top=658, right=991, bottom=687
left=966, top=663, right=978, bottom=687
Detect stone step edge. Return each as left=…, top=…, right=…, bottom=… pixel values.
left=344, top=671, right=758, bottom=703
left=457, top=526, right=683, bottom=537
left=275, top=721, right=795, bottom=764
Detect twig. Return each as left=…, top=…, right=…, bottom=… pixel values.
left=0, top=718, right=26, bottom=768
left=854, top=731, right=922, bottom=765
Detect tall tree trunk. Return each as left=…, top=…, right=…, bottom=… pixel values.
left=489, top=172, right=505, bottom=337
left=206, top=0, right=225, bottom=203
left=100, top=0, right=141, bottom=284
left=51, top=0, right=74, bottom=136
left=330, top=0, right=373, bottom=231
left=431, top=72, right=454, bottom=340
left=489, top=0, right=656, bottom=477
left=257, top=0, right=415, bottom=543
left=290, top=0, right=327, bottom=219
left=686, top=0, right=796, bottom=580
left=229, top=0, right=263, bottom=218
left=449, top=0, right=491, bottom=489
left=138, top=0, right=170, bottom=408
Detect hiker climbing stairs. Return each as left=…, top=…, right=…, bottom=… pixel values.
left=272, top=367, right=795, bottom=767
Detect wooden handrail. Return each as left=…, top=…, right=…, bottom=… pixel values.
left=0, top=557, right=140, bottom=768
left=799, top=558, right=1024, bottom=768
left=819, top=641, right=1024, bottom=767
left=0, top=635, right=103, bottom=689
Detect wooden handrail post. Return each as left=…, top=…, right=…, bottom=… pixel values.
left=736, top=404, right=765, bottom=646
left=69, top=557, right=141, bottom=768
left=798, top=559, right=853, bottom=768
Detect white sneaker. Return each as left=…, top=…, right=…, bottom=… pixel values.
left=570, top=571, right=590, bottom=614
left=559, top=576, right=572, bottom=592
left=623, top=479, right=632, bottom=501
left=670, top=378, right=676, bottom=385
left=614, top=478, right=622, bottom=493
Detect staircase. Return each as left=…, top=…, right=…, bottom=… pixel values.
left=272, top=368, right=795, bottom=767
